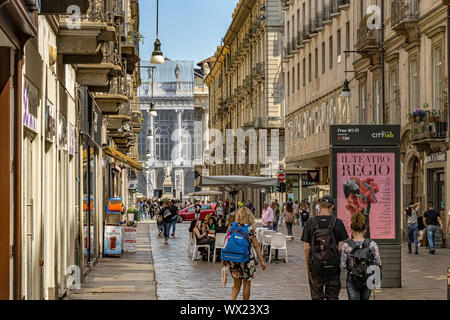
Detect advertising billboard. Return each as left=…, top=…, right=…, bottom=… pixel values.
left=335, top=151, right=396, bottom=240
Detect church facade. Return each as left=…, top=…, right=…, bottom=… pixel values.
left=138, top=60, right=197, bottom=198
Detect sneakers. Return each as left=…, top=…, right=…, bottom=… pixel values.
left=164, top=238, right=168, bottom=244
left=415, top=250, right=418, bottom=255
left=171, top=233, right=176, bottom=238
left=430, top=250, right=435, bottom=255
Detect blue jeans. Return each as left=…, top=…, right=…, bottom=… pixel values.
left=407, top=223, right=418, bottom=252
left=170, top=218, right=177, bottom=235
left=142, top=210, right=148, bottom=220
left=157, top=221, right=163, bottom=233
left=273, top=222, right=278, bottom=232
left=264, top=225, right=273, bottom=230
left=162, top=221, right=171, bottom=239
left=346, top=274, right=372, bottom=300
left=426, top=225, right=439, bottom=251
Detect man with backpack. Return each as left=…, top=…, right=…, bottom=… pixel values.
left=301, top=195, right=348, bottom=300
left=169, top=200, right=179, bottom=238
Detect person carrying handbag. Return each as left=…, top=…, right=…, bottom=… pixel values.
left=284, top=203, right=295, bottom=237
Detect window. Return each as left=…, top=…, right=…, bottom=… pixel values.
left=409, top=57, right=419, bottom=113
left=303, top=58, right=306, bottom=87
left=389, top=68, right=398, bottom=124
left=308, top=53, right=312, bottom=82
left=337, top=29, right=341, bottom=57
left=292, top=67, right=295, bottom=94
left=297, top=62, right=301, bottom=90
left=373, top=78, right=381, bottom=124
left=433, top=46, right=443, bottom=110
left=297, top=9, right=300, bottom=35
left=329, top=36, right=333, bottom=69
left=359, top=83, right=366, bottom=124
left=315, top=48, right=318, bottom=78
left=287, top=71, right=290, bottom=96
left=322, top=42, right=325, bottom=73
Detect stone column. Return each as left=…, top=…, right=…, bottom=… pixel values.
left=176, top=109, right=184, bottom=165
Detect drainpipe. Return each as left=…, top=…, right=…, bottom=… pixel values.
left=381, top=0, right=386, bottom=124
left=447, top=5, right=450, bottom=133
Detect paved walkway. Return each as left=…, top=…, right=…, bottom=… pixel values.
left=150, top=220, right=450, bottom=300
left=65, top=223, right=157, bottom=300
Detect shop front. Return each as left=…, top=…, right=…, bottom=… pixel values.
left=425, top=152, right=447, bottom=229
left=0, top=0, right=37, bottom=300
left=79, top=87, right=102, bottom=276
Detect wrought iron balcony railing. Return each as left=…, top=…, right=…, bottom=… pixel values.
left=391, top=0, right=419, bottom=30
left=323, top=5, right=332, bottom=22
left=356, top=24, right=381, bottom=51
left=411, top=110, right=448, bottom=141
left=330, top=0, right=340, bottom=15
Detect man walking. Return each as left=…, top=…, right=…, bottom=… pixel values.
left=403, top=202, right=420, bottom=254
left=423, top=202, right=443, bottom=255
left=169, top=200, right=178, bottom=238
left=301, top=195, right=348, bottom=300
left=262, top=201, right=274, bottom=230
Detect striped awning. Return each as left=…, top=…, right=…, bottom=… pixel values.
left=103, top=146, right=143, bottom=171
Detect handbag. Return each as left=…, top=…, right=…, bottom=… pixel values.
left=157, top=215, right=163, bottom=223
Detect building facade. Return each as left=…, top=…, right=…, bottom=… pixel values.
left=282, top=0, right=352, bottom=204
left=282, top=0, right=450, bottom=243
left=205, top=0, right=285, bottom=213
left=352, top=0, right=449, bottom=242
left=138, top=60, right=196, bottom=199
left=0, top=0, right=143, bottom=300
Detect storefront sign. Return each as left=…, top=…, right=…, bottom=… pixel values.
left=123, top=227, right=137, bottom=252
left=68, top=123, right=75, bottom=156
left=104, top=226, right=122, bottom=255
left=425, top=152, right=446, bottom=164
left=45, top=100, right=56, bottom=142
left=336, top=152, right=396, bottom=240
left=330, top=125, right=400, bottom=146
left=59, top=114, right=67, bottom=148
left=23, top=80, right=39, bottom=133
left=308, top=170, right=320, bottom=183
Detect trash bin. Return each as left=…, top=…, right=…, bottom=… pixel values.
left=135, top=210, right=141, bottom=221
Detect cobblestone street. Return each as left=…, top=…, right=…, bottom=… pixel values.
left=149, top=220, right=450, bottom=300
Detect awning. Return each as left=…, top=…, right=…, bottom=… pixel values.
left=200, top=175, right=278, bottom=192
left=188, top=190, right=223, bottom=197
left=103, top=146, right=143, bottom=171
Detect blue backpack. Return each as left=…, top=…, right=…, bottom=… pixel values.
left=221, top=223, right=252, bottom=263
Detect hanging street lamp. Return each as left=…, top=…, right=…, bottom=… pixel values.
left=150, top=0, right=164, bottom=64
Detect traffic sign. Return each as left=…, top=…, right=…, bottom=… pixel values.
left=278, top=165, right=284, bottom=173
left=277, top=173, right=286, bottom=182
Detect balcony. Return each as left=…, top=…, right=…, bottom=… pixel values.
left=57, top=0, right=117, bottom=65
left=122, top=28, right=140, bottom=75
left=76, top=41, right=122, bottom=90
left=93, top=77, right=128, bottom=114
left=410, top=110, right=448, bottom=153
left=391, top=0, right=419, bottom=32
left=323, top=5, right=332, bottom=24
left=356, top=24, right=381, bottom=53
left=309, top=19, right=319, bottom=37
left=303, top=25, right=312, bottom=42
left=330, top=0, right=341, bottom=17
left=315, top=13, right=325, bottom=31
left=131, top=111, right=143, bottom=133
left=296, top=31, right=305, bottom=48
left=40, top=0, right=89, bottom=14
left=338, top=0, right=351, bottom=9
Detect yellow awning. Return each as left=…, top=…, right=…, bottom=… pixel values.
left=103, top=146, right=143, bottom=171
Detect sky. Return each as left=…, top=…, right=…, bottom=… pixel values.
left=139, top=0, right=239, bottom=65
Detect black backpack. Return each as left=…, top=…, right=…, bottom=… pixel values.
left=301, top=209, right=310, bottom=222
left=346, top=239, right=375, bottom=288
left=309, top=216, right=339, bottom=276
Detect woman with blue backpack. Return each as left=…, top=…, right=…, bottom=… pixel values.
left=340, top=212, right=382, bottom=300
left=221, top=207, right=266, bottom=300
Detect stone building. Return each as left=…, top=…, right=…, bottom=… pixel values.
left=282, top=0, right=450, bottom=243
left=0, top=0, right=143, bottom=300
left=282, top=0, right=352, bottom=204
left=205, top=0, right=285, bottom=212
left=351, top=0, right=449, bottom=242
left=138, top=60, right=196, bottom=199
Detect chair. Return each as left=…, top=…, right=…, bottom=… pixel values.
left=261, top=235, right=272, bottom=253
left=269, top=233, right=288, bottom=263
left=213, top=233, right=227, bottom=263
left=192, top=236, right=211, bottom=262
left=188, top=232, right=194, bottom=255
